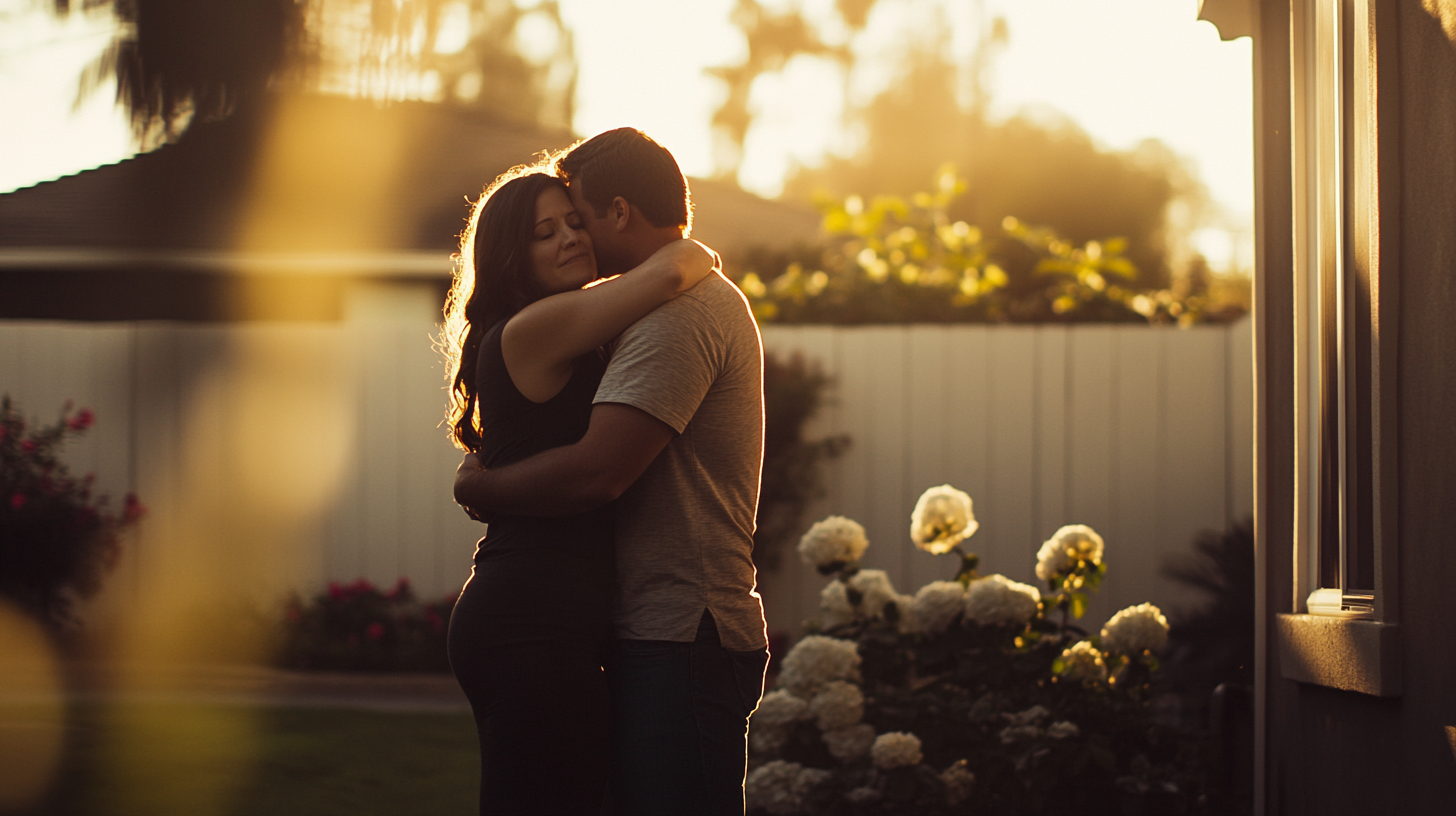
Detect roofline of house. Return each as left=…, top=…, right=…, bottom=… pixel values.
left=0, top=248, right=455, bottom=277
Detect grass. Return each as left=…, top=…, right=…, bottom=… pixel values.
left=27, top=702, right=479, bottom=816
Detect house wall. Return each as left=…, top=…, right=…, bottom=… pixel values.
left=2, top=303, right=1253, bottom=654
left=1258, top=2, right=1456, bottom=812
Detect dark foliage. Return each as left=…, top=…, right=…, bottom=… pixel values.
left=758, top=614, right=1210, bottom=816
left=1159, top=518, right=1256, bottom=701
left=94, top=0, right=308, bottom=140
left=279, top=578, right=455, bottom=672
left=0, top=397, right=143, bottom=628
left=755, top=352, right=850, bottom=570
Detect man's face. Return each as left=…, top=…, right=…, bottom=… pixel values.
left=566, top=179, right=622, bottom=277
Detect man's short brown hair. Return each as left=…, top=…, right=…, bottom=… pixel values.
left=557, top=128, right=692, bottom=231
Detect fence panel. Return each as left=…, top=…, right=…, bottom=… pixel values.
left=1, top=313, right=1252, bottom=639
left=760, top=319, right=1253, bottom=637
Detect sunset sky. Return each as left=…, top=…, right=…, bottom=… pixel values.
left=0, top=0, right=1252, bottom=267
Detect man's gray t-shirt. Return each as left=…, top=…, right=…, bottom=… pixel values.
left=593, top=272, right=768, bottom=651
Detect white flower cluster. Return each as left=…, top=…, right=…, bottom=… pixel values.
left=745, top=760, right=831, bottom=815
left=847, top=569, right=899, bottom=618
left=963, top=574, right=1042, bottom=626
left=909, top=484, right=979, bottom=554
left=753, top=689, right=811, bottom=728
left=778, top=636, right=861, bottom=697
left=818, top=569, right=906, bottom=629
left=824, top=723, right=876, bottom=761
left=818, top=581, right=856, bottom=630
left=809, top=681, right=864, bottom=730
left=1035, top=524, right=1105, bottom=581
left=749, top=690, right=810, bottom=754
left=798, top=515, right=869, bottom=568
left=1100, top=602, right=1169, bottom=655
left=910, top=581, right=966, bottom=633
left=1059, top=640, right=1108, bottom=683
left=870, top=731, right=924, bottom=769
left=940, top=759, right=976, bottom=805
left=1006, top=704, right=1050, bottom=726
left=1059, top=638, right=1100, bottom=681
left=1046, top=720, right=1080, bottom=739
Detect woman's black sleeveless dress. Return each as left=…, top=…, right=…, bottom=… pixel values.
left=447, top=319, right=616, bottom=815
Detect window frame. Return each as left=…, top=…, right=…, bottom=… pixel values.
left=1281, top=0, right=1401, bottom=696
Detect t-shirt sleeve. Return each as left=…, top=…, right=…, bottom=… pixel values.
left=593, top=294, right=719, bottom=434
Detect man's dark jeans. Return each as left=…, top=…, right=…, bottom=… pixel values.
left=607, top=612, right=768, bottom=816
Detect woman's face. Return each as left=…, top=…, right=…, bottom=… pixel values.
left=530, top=185, right=597, bottom=294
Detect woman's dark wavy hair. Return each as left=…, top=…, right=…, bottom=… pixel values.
left=440, top=168, right=563, bottom=451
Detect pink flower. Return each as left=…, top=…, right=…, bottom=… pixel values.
left=328, top=581, right=345, bottom=601
left=67, top=409, right=94, bottom=431
left=10, top=493, right=25, bottom=511
left=365, top=622, right=385, bottom=641
left=21, top=440, right=35, bottom=454
left=123, top=493, right=146, bottom=521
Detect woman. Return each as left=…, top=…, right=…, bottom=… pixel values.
left=440, top=169, right=713, bottom=814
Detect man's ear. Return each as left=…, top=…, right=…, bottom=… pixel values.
left=610, top=196, right=631, bottom=233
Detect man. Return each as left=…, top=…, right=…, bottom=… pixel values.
left=453, top=127, right=768, bottom=815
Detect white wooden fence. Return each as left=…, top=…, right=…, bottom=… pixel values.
left=757, top=321, right=1252, bottom=636
left=0, top=292, right=1251, bottom=640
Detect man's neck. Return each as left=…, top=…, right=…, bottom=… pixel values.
left=616, top=227, right=685, bottom=273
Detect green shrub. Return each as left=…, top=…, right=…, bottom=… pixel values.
left=756, top=352, right=850, bottom=570
left=734, top=167, right=1243, bottom=327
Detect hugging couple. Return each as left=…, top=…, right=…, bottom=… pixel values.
left=441, top=127, right=768, bottom=815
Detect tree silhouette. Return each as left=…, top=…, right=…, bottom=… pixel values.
left=58, top=0, right=576, bottom=145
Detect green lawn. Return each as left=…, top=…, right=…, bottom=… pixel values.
left=36, top=703, right=479, bottom=816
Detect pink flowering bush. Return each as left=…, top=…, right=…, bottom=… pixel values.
left=0, top=397, right=143, bottom=627
left=278, top=577, right=455, bottom=672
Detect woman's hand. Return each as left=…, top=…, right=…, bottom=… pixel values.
left=501, top=238, right=722, bottom=404
left=648, top=238, right=717, bottom=293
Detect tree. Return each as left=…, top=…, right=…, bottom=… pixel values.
left=58, top=0, right=577, bottom=145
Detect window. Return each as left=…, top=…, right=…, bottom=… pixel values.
left=1281, top=0, right=1400, bottom=696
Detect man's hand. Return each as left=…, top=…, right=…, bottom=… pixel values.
left=455, top=453, right=490, bottom=522
left=450, top=403, right=676, bottom=518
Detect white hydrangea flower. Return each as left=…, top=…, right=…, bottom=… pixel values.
left=911, top=581, right=966, bottom=633
left=870, top=731, right=924, bottom=769
left=1035, top=524, right=1105, bottom=581
left=963, top=574, right=1042, bottom=627
left=808, top=680, right=863, bottom=730
left=753, top=689, right=810, bottom=728
left=999, top=724, right=1042, bottom=744
left=818, top=581, right=857, bottom=630
left=1059, top=640, right=1108, bottom=683
left=823, top=723, right=876, bottom=761
left=909, top=484, right=979, bottom=554
left=798, top=515, right=869, bottom=568
left=1005, top=704, right=1050, bottom=726
left=750, top=725, right=790, bottom=755
left=1047, top=720, right=1080, bottom=739
left=1100, top=602, right=1170, bottom=655
left=846, top=785, right=881, bottom=805
left=778, top=636, right=862, bottom=697
left=940, top=759, right=977, bottom=805
left=847, top=569, right=899, bottom=619
left=745, top=761, right=827, bottom=815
